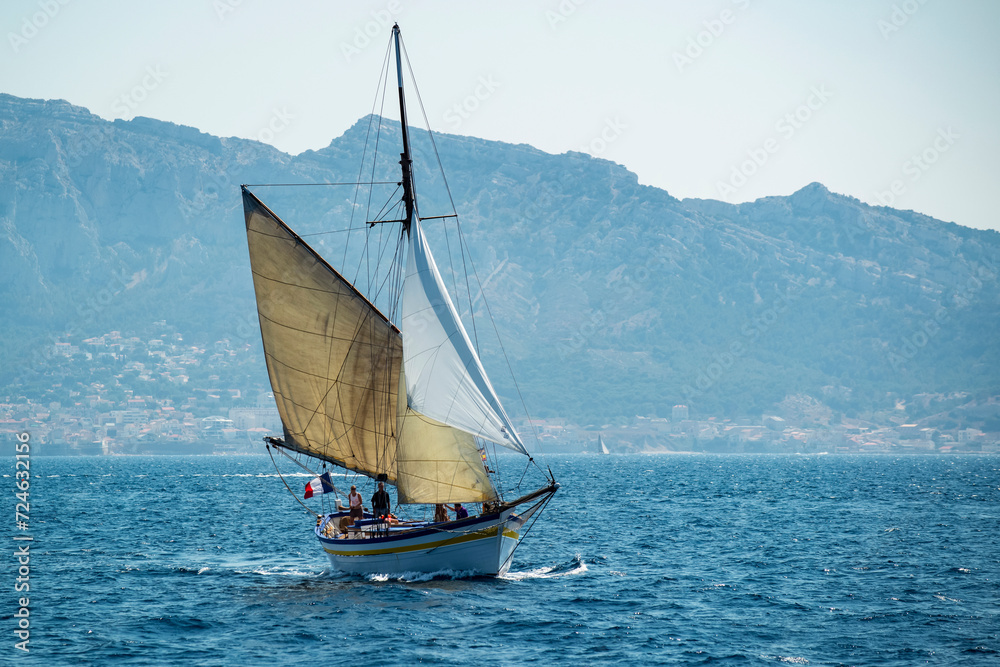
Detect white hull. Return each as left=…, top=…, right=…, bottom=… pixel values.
left=316, top=508, right=526, bottom=576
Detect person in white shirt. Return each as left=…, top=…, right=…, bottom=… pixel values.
left=348, top=485, right=363, bottom=521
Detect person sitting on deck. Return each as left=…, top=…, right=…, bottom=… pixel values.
left=371, top=481, right=391, bottom=519
left=433, top=504, right=449, bottom=523
left=449, top=503, right=469, bottom=519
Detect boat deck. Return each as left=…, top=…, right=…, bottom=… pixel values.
left=317, top=510, right=508, bottom=542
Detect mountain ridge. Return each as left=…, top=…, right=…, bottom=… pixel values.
left=1, top=93, right=997, bottom=424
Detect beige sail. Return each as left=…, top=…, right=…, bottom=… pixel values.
left=243, top=188, right=401, bottom=480
left=395, top=370, right=498, bottom=504
left=244, top=187, right=501, bottom=503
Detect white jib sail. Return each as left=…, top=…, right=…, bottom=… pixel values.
left=401, top=219, right=527, bottom=454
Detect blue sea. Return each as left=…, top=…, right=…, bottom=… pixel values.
left=5, top=453, right=999, bottom=665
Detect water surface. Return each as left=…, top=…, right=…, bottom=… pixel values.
left=8, top=453, right=999, bottom=665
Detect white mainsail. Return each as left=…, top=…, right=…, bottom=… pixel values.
left=400, top=218, right=527, bottom=455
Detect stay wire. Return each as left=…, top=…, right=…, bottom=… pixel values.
left=400, top=33, right=539, bottom=462
left=346, top=37, right=393, bottom=271
left=460, top=221, right=546, bottom=469
left=361, top=70, right=392, bottom=292
left=243, top=182, right=396, bottom=187
left=457, top=223, right=481, bottom=352
left=267, top=443, right=319, bottom=518
left=398, top=34, right=477, bottom=348
left=271, top=444, right=345, bottom=502
left=498, top=493, right=556, bottom=574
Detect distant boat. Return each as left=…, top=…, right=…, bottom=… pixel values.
left=241, top=24, right=558, bottom=576
left=598, top=434, right=610, bottom=455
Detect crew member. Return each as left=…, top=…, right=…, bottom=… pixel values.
left=348, top=485, right=363, bottom=521
left=371, top=481, right=391, bottom=519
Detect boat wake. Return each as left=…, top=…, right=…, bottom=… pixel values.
left=501, top=554, right=588, bottom=581
left=362, top=569, right=485, bottom=583
left=235, top=565, right=325, bottom=577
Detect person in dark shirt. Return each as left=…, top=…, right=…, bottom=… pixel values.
left=371, top=481, right=391, bottom=519
left=449, top=503, right=468, bottom=519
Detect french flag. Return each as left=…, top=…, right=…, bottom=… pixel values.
left=304, top=472, right=335, bottom=499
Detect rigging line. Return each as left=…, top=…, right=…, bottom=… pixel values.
left=364, top=219, right=402, bottom=477
left=272, top=444, right=346, bottom=502
left=363, top=316, right=386, bottom=477
left=298, top=226, right=386, bottom=238
left=482, top=438, right=503, bottom=500
left=460, top=224, right=544, bottom=465
left=373, top=205, right=385, bottom=296
left=375, top=306, right=400, bottom=476
left=499, top=493, right=555, bottom=573
left=353, top=96, right=393, bottom=291
left=361, top=42, right=397, bottom=293
left=456, top=223, right=481, bottom=353
left=348, top=183, right=401, bottom=300
left=399, top=38, right=483, bottom=354
left=267, top=443, right=319, bottom=518
left=515, top=458, right=531, bottom=491
left=351, top=193, right=400, bottom=309
left=397, top=35, right=468, bottom=339
left=346, top=37, right=393, bottom=271
left=378, top=223, right=407, bottom=329
left=363, top=98, right=391, bottom=293
left=400, top=35, right=458, bottom=215
left=373, top=216, right=405, bottom=473
left=439, top=216, right=464, bottom=342
left=242, top=181, right=397, bottom=187
left=368, top=184, right=403, bottom=227
left=490, top=441, right=502, bottom=493
left=321, top=289, right=398, bottom=480
left=297, top=299, right=389, bottom=445
left=369, top=201, right=406, bottom=308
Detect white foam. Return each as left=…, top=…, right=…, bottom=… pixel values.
left=236, top=566, right=321, bottom=577
left=501, top=558, right=588, bottom=581
left=363, top=569, right=480, bottom=582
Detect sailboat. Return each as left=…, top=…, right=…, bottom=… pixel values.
left=241, top=24, right=558, bottom=576
left=598, top=434, right=610, bottom=455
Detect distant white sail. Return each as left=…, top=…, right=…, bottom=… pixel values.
left=401, top=219, right=527, bottom=454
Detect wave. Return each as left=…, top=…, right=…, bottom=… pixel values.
left=760, top=656, right=810, bottom=665
left=233, top=565, right=325, bottom=577
left=502, top=554, right=588, bottom=581
left=362, top=568, right=485, bottom=583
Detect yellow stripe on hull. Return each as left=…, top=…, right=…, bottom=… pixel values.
left=317, top=509, right=526, bottom=575
left=323, top=525, right=514, bottom=557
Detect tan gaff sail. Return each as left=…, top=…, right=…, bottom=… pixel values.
left=243, top=188, right=401, bottom=480
left=243, top=188, right=498, bottom=503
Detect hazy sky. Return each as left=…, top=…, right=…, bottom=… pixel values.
left=3, top=0, right=998, bottom=231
